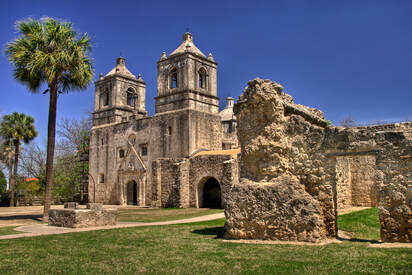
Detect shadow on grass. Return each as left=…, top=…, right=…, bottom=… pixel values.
left=337, top=235, right=380, bottom=244
left=192, top=226, right=225, bottom=238
left=0, top=214, right=43, bottom=222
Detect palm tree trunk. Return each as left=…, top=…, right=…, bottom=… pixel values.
left=43, top=85, right=58, bottom=221
left=10, top=141, right=20, bottom=207
left=8, top=153, right=14, bottom=207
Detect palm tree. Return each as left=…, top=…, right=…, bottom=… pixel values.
left=0, top=113, right=38, bottom=206
left=5, top=18, right=93, bottom=218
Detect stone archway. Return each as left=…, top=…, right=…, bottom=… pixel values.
left=198, top=177, right=221, bottom=208
left=126, top=180, right=138, bottom=205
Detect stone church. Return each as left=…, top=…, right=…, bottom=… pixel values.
left=89, top=32, right=238, bottom=207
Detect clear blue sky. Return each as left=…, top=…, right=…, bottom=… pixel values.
left=1, top=0, right=411, bottom=146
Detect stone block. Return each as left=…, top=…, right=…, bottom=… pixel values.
left=48, top=207, right=117, bottom=228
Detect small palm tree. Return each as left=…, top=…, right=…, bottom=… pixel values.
left=5, top=18, right=93, bottom=218
left=0, top=113, right=38, bottom=206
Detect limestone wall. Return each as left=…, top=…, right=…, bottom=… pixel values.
left=225, top=78, right=411, bottom=243
left=225, top=78, right=336, bottom=242
left=325, top=123, right=412, bottom=242
left=336, top=155, right=377, bottom=209
left=151, top=154, right=234, bottom=208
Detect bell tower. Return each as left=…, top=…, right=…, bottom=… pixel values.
left=155, top=32, right=219, bottom=114
left=93, top=57, right=147, bottom=126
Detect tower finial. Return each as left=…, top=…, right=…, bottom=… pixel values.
left=182, top=32, right=193, bottom=42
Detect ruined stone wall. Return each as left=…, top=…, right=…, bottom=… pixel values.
left=225, top=78, right=335, bottom=242
left=336, top=155, right=377, bottom=209
left=225, top=78, right=411, bottom=243
left=325, top=123, right=412, bottom=242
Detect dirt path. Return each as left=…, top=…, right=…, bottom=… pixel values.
left=338, top=207, right=371, bottom=215
left=0, top=212, right=225, bottom=240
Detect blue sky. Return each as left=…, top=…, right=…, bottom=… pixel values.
left=0, top=0, right=411, bottom=146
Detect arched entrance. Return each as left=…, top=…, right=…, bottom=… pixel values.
left=199, top=177, right=221, bottom=208
left=126, top=181, right=137, bottom=205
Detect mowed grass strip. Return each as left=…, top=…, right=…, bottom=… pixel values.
left=117, top=207, right=223, bottom=222
left=0, top=226, right=23, bottom=236
left=0, top=208, right=410, bottom=274
left=338, top=208, right=380, bottom=240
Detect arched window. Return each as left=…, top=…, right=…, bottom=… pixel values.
left=126, top=88, right=137, bottom=107
left=170, top=68, right=178, bottom=89
left=198, top=68, right=207, bottom=89
left=119, top=149, right=125, bottom=158
left=102, top=91, right=109, bottom=107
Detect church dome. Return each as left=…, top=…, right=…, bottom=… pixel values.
left=219, top=97, right=236, bottom=121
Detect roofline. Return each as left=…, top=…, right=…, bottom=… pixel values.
left=157, top=52, right=217, bottom=66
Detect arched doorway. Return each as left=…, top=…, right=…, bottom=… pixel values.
left=201, top=177, right=221, bottom=208
left=126, top=181, right=137, bottom=205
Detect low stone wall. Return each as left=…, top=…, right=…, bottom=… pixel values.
left=48, top=203, right=117, bottom=228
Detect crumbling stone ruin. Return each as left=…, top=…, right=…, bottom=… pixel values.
left=223, top=78, right=411, bottom=243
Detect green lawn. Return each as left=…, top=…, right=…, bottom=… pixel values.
left=117, top=207, right=223, bottom=222
left=0, top=208, right=410, bottom=274
left=0, top=226, right=22, bottom=236
left=338, top=208, right=380, bottom=240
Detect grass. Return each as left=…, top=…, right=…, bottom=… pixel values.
left=338, top=208, right=380, bottom=240
left=117, top=207, right=223, bottom=222
left=0, top=226, right=22, bottom=236
left=0, top=208, right=409, bottom=274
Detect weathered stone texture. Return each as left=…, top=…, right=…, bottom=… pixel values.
left=152, top=154, right=234, bottom=208
left=336, top=155, right=377, bottom=209
left=225, top=77, right=411, bottom=243
left=326, top=123, right=412, bottom=242
left=225, top=78, right=335, bottom=242
left=48, top=204, right=117, bottom=228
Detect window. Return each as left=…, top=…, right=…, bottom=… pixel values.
left=119, top=149, right=125, bottom=158
left=168, top=126, right=172, bottom=136
left=102, top=92, right=109, bottom=106
left=228, top=123, right=233, bottom=133
left=126, top=88, right=137, bottom=107
left=101, top=138, right=104, bottom=146
left=140, top=144, right=148, bottom=156
left=100, top=174, right=105, bottom=183
left=198, top=68, right=207, bottom=89
left=170, top=68, right=178, bottom=89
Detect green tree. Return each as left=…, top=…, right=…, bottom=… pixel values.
left=0, top=112, right=37, bottom=206
left=5, top=18, right=93, bottom=219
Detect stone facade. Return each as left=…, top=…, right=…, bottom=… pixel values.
left=89, top=33, right=238, bottom=208
left=224, top=78, right=411, bottom=243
